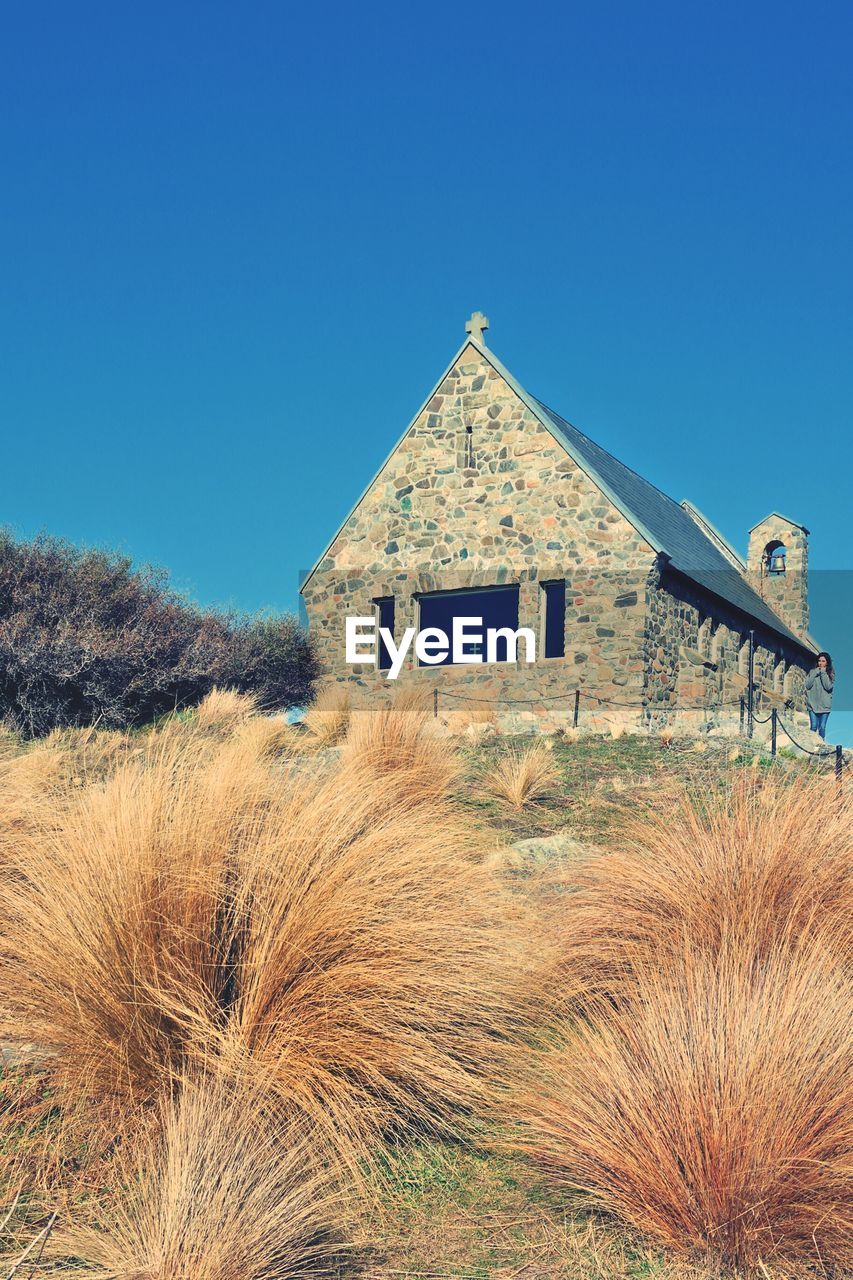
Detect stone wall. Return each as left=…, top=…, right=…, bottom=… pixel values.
left=302, top=342, right=657, bottom=732
left=643, top=568, right=811, bottom=733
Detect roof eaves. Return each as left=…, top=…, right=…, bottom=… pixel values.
left=748, top=511, right=810, bottom=535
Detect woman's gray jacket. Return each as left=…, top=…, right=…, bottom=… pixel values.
left=804, top=668, right=834, bottom=713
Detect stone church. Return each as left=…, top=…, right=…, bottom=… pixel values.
left=301, top=316, right=817, bottom=732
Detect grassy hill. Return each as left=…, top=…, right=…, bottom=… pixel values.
left=0, top=697, right=848, bottom=1279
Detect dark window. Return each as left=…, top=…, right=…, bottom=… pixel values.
left=374, top=596, right=395, bottom=670
left=464, top=423, right=474, bottom=468
left=418, top=585, right=520, bottom=665
left=542, top=580, right=565, bottom=658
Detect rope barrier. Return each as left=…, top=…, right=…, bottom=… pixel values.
left=774, top=714, right=834, bottom=759
left=437, top=687, right=747, bottom=711
left=315, top=684, right=844, bottom=785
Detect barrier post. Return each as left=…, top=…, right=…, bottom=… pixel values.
left=836, top=744, right=843, bottom=786
left=771, top=708, right=777, bottom=757
left=433, top=687, right=438, bottom=719
left=573, top=689, right=580, bottom=728
left=747, top=629, right=755, bottom=739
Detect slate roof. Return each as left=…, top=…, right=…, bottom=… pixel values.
left=535, top=399, right=811, bottom=651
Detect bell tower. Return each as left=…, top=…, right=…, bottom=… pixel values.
left=747, top=513, right=809, bottom=638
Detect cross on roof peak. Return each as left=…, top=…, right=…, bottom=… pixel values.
left=465, top=310, right=489, bottom=345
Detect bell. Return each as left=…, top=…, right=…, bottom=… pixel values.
left=770, top=552, right=786, bottom=574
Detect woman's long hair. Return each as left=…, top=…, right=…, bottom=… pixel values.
left=817, top=651, right=835, bottom=679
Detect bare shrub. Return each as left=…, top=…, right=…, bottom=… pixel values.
left=0, top=531, right=316, bottom=737
left=483, top=742, right=562, bottom=810
left=521, top=935, right=853, bottom=1273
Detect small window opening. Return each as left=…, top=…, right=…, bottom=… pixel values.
left=542, top=580, right=566, bottom=658
left=763, top=540, right=787, bottom=575
left=374, top=596, right=395, bottom=671
left=464, top=422, right=474, bottom=469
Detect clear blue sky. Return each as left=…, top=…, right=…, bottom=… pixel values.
left=2, top=3, right=851, bottom=737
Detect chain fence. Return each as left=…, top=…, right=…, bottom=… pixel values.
left=433, top=685, right=844, bottom=784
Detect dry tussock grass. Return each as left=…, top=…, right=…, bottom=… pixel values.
left=522, top=935, right=853, bottom=1273
left=302, top=684, right=350, bottom=745
left=341, top=702, right=462, bottom=801
left=483, top=741, right=563, bottom=810
left=521, top=774, right=853, bottom=1274
left=191, top=687, right=259, bottom=733
left=0, top=727, right=132, bottom=866
left=232, top=714, right=296, bottom=760
left=440, top=696, right=497, bottom=736
left=0, top=735, right=537, bottom=1163
left=56, top=1074, right=341, bottom=1280
left=386, top=684, right=434, bottom=714
left=464, top=699, right=497, bottom=725
left=553, top=774, right=852, bottom=1002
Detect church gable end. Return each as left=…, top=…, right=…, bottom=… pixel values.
left=302, top=340, right=657, bottom=721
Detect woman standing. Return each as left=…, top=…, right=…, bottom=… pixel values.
left=805, top=652, right=835, bottom=740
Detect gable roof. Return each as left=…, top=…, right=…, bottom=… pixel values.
left=302, top=335, right=814, bottom=654
left=749, top=512, right=810, bottom=534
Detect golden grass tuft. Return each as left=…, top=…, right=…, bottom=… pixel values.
left=464, top=699, right=497, bottom=726
left=440, top=696, right=497, bottom=736
left=302, top=684, right=350, bottom=746
left=521, top=775, right=853, bottom=1274
left=0, top=728, right=129, bottom=865
left=387, top=683, right=434, bottom=714
left=58, top=1074, right=341, bottom=1280
left=232, top=714, right=296, bottom=760
left=552, top=774, right=853, bottom=1003
left=482, top=741, right=563, bottom=810
left=521, top=935, right=853, bottom=1273
left=0, top=739, right=536, bottom=1157
left=341, top=701, right=462, bottom=801
left=191, top=687, right=259, bottom=734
